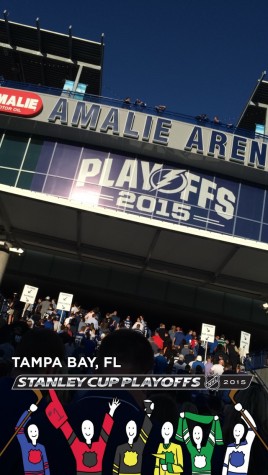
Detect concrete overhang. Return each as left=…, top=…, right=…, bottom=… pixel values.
left=0, top=184, right=268, bottom=301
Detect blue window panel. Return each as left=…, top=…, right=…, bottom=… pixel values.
left=207, top=209, right=235, bottom=234
left=260, top=224, right=268, bottom=244
left=188, top=204, right=209, bottom=229
left=236, top=183, right=264, bottom=220
left=234, top=218, right=261, bottom=241
left=261, top=192, right=268, bottom=224
left=16, top=171, right=34, bottom=190
left=35, top=141, right=56, bottom=174
left=49, top=142, right=82, bottom=179
left=30, top=173, right=46, bottom=192
left=0, top=168, right=18, bottom=185
left=43, top=176, right=72, bottom=198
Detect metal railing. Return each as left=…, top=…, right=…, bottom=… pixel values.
left=244, top=351, right=268, bottom=370
left=0, top=78, right=265, bottom=141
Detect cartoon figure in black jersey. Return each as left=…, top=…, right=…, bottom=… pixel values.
left=113, top=399, right=154, bottom=475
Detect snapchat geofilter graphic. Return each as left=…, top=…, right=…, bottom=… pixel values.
left=16, top=403, right=50, bottom=475
left=222, top=403, right=257, bottom=475
left=153, top=421, right=183, bottom=474
left=113, top=399, right=154, bottom=475
left=176, top=412, right=224, bottom=475
left=45, top=389, right=120, bottom=474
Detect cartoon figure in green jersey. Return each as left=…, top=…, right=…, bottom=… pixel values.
left=176, top=412, right=224, bottom=475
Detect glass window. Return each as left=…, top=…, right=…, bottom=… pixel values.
left=23, top=137, right=43, bottom=171
left=0, top=132, right=28, bottom=168
left=16, top=171, right=34, bottom=190
left=0, top=168, right=18, bottom=186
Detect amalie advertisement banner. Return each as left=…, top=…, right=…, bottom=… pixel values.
left=0, top=87, right=43, bottom=117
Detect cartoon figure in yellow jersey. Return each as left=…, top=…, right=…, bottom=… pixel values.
left=113, top=400, right=154, bottom=475
left=153, top=421, right=183, bottom=474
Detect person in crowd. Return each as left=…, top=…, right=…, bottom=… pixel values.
left=204, top=356, right=213, bottom=376
left=123, top=316, right=132, bottom=329
left=172, top=354, right=187, bottom=374
left=173, top=327, right=185, bottom=350
left=181, top=339, right=191, bottom=357
left=132, top=316, right=144, bottom=333
left=154, top=349, right=168, bottom=374
left=211, top=356, right=225, bottom=375
left=191, top=355, right=205, bottom=373
left=151, top=330, right=164, bottom=350
left=185, top=330, right=193, bottom=345
left=163, top=331, right=173, bottom=354
left=134, top=99, right=146, bottom=107
left=43, top=316, right=54, bottom=331
left=39, top=297, right=51, bottom=319
left=226, top=340, right=240, bottom=371
left=190, top=332, right=198, bottom=351
left=155, top=105, right=166, bottom=113
left=214, top=343, right=228, bottom=364
left=156, top=323, right=166, bottom=341
left=195, top=113, right=209, bottom=122
left=133, top=323, right=144, bottom=335
left=168, top=325, right=176, bottom=341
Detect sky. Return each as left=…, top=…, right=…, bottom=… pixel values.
left=2, top=1, right=268, bottom=125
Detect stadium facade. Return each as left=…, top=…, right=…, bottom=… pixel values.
left=1, top=18, right=268, bottom=334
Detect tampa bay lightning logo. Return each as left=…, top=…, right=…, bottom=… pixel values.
left=149, top=168, right=188, bottom=194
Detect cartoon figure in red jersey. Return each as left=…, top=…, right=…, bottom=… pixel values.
left=16, top=403, right=50, bottom=475
left=45, top=389, right=120, bottom=474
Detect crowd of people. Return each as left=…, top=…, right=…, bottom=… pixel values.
left=0, top=293, right=248, bottom=380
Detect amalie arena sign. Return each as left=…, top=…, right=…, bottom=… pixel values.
left=0, top=87, right=43, bottom=117
left=1, top=87, right=268, bottom=171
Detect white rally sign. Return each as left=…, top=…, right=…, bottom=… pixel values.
left=56, top=292, right=73, bottom=311
left=20, top=285, right=39, bottom=304
left=201, top=323, right=216, bottom=343
left=240, top=331, right=251, bottom=353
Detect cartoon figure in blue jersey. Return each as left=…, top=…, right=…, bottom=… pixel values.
left=16, top=403, right=50, bottom=475
left=222, top=403, right=256, bottom=475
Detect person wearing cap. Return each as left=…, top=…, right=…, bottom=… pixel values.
left=191, top=355, right=205, bottom=373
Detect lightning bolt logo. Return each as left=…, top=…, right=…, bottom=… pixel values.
left=150, top=169, right=187, bottom=194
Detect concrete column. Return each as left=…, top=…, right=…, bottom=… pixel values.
left=0, top=249, right=10, bottom=285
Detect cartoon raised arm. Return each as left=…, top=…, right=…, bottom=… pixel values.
left=16, top=404, right=50, bottom=475
left=46, top=389, right=120, bottom=474
left=222, top=403, right=257, bottom=475
left=176, top=412, right=223, bottom=475
left=109, top=398, right=121, bottom=418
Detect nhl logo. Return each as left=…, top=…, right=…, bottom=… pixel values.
left=205, top=374, right=220, bottom=391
